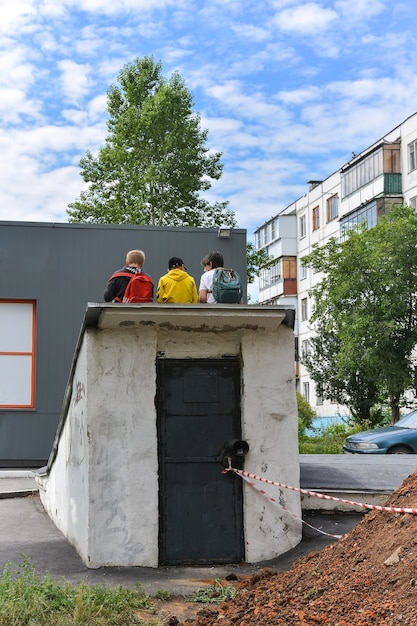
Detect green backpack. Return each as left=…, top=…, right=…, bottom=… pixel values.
left=212, top=268, right=242, bottom=303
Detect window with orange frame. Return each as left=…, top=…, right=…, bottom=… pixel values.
left=0, top=300, right=36, bottom=409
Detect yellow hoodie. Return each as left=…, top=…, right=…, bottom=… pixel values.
left=156, top=269, right=199, bottom=303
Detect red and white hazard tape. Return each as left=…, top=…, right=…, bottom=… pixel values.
left=224, top=466, right=417, bottom=515
left=236, top=469, right=343, bottom=538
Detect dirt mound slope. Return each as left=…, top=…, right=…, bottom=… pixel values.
left=179, top=470, right=417, bottom=626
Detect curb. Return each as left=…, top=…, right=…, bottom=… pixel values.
left=0, top=489, right=39, bottom=499
left=0, top=470, right=37, bottom=478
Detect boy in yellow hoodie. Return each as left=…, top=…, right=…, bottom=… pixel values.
left=156, top=257, right=199, bottom=304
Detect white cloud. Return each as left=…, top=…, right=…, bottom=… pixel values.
left=86, top=94, right=108, bottom=122
left=0, top=1, right=37, bottom=34
left=206, top=81, right=283, bottom=121
left=335, top=0, right=385, bottom=22
left=57, top=60, right=93, bottom=104
left=277, top=85, right=322, bottom=105
left=231, top=23, right=270, bottom=43
left=209, top=154, right=308, bottom=232
left=0, top=47, right=37, bottom=89
left=57, top=0, right=180, bottom=14
left=0, top=164, right=82, bottom=223
left=0, top=0, right=416, bottom=242
left=0, top=88, right=41, bottom=124
left=274, top=3, right=338, bottom=35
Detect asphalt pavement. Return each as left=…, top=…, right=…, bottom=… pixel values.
left=299, top=454, right=417, bottom=491
left=1, top=455, right=417, bottom=595
left=0, top=492, right=361, bottom=595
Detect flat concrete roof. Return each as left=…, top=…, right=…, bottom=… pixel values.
left=84, top=303, right=296, bottom=332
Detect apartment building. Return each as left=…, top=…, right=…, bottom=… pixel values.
left=255, top=111, right=417, bottom=417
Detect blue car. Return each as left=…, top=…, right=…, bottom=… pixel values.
left=343, top=409, right=417, bottom=454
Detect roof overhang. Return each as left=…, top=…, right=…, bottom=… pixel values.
left=84, top=303, right=296, bottom=332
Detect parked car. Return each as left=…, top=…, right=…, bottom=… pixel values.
left=343, top=409, right=417, bottom=454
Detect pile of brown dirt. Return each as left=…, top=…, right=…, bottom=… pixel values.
left=177, top=470, right=417, bottom=626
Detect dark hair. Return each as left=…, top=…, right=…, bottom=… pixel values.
left=168, top=257, right=185, bottom=269
left=202, top=251, right=224, bottom=269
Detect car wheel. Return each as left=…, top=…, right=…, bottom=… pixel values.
left=387, top=445, right=413, bottom=454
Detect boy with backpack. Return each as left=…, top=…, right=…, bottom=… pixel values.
left=104, top=250, right=154, bottom=303
left=198, top=251, right=242, bottom=304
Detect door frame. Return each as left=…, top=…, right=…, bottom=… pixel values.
left=156, top=357, right=244, bottom=565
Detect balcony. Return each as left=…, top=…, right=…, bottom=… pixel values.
left=283, top=277, right=297, bottom=296
left=384, top=173, right=402, bottom=194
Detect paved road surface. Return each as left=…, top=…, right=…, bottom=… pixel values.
left=0, top=494, right=361, bottom=595
left=300, top=454, right=417, bottom=491
left=1, top=455, right=417, bottom=595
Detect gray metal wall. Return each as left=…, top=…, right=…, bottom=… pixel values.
left=0, top=221, right=247, bottom=466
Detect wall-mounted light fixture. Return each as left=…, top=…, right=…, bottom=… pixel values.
left=218, top=227, right=232, bottom=239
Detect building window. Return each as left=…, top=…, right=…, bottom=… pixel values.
left=341, top=144, right=399, bottom=198
left=259, top=261, right=280, bottom=290
left=301, top=297, right=308, bottom=321
left=312, top=205, right=320, bottom=231
left=271, top=218, right=277, bottom=240
left=340, top=200, right=378, bottom=235
left=300, top=259, right=307, bottom=280
left=303, top=382, right=310, bottom=402
left=326, top=195, right=338, bottom=222
left=410, top=196, right=417, bottom=209
left=409, top=140, right=417, bottom=172
left=257, top=218, right=279, bottom=248
left=301, top=339, right=310, bottom=357
left=299, top=214, right=306, bottom=238
left=256, top=228, right=266, bottom=248
left=259, top=257, right=296, bottom=290
left=384, top=145, right=401, bottom=173
left=282, top=257, right=297, bottom=279
left=0, top=301, right=36, bottom=409
left=342, top=150, right=383, bottom=197
left=340, top=197, right=402, bottom=238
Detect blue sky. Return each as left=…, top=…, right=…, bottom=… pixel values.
left=2, top=0, right=417, bottom=240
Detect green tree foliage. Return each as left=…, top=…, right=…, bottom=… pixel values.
left=67, top=57, right=236, bottom=228
left=246, top=242, right=275, bottom=284
left=303, top=205, right=417, bottom=423
left=297, top=391, right=316, bottom=438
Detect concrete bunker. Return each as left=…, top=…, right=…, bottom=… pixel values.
left=37, top=303, right=301, bottom=568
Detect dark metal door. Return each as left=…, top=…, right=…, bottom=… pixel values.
left=157, top=358, right=244, bottom=565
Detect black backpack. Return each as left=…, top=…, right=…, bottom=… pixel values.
left=212, top=268, right=242, bottom=303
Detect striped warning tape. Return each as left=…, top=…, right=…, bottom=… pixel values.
left=224, top=466, right=417, bottom=515
left=236, top=469, right=343, bottom=538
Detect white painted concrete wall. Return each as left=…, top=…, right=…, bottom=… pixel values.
left=39, top=326, right=160, bottom=567
left=38, top=305, right=301, bottom=568
left=241, top=328, right=301, bottom=561
left=38, top=336, right=91, bottom=559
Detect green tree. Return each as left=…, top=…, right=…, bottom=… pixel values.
left=67, top=56, right=236, bottom=228
left=303, top=205, right=417, bottom=423
left=297, top=391, right=316, bottom=438
left=246, top=242, right=275, bottom=284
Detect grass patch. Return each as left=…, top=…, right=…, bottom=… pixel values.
left=191, top=580, right=237, bottom=604
left=299, top=422, right=362, bottom=454
left=0, top=557, right=159, bottom=626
